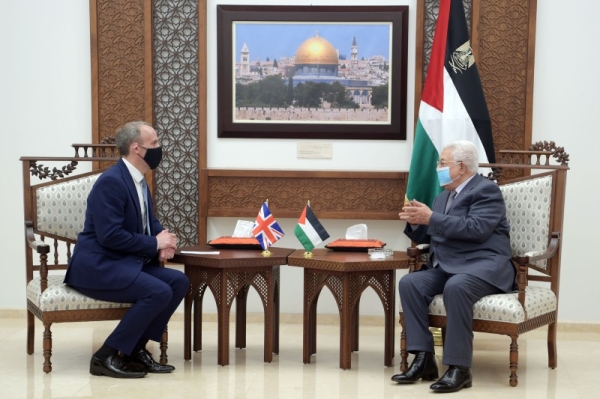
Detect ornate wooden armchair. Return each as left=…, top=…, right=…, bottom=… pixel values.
left=21, top=144, right=168, bottom=373
left=399, top=141, right=569, bottom=386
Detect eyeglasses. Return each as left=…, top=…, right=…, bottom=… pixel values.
left=437, top=160, right=462, bottom=167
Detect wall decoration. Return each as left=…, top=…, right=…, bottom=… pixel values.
left=217, top=5, right=409, bottom=140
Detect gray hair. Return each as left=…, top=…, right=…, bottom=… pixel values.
left=443, top=140, right=479, bottom=173
left=115, top=121, right=151, bottom=156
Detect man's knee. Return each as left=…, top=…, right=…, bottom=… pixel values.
left=399, top=273, right=418, bottom=294
left=442, top=277, right=479, bottom=306
left=173, top=272, right=190, bottom=298
left=152, top=285, right=173, bottom=303
left=442, top=278, right=465, bottom=297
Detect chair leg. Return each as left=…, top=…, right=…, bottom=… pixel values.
left=43, top=323, right=52, bottom=373
left=399, top=313, right=408, bottom=372
left=548, top=321, right=557, bottom=369
left=509, top=335, right=519, bottom=387
left=159, top=327, right=169, bottom=365
left=27, top=310, right=34, bottom=355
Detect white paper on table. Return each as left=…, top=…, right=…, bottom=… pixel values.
left=180, top=251, right=220, bottom=255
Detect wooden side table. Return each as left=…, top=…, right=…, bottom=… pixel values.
left=173, top=246, right=294, bottom=366
left=287, top=249, right=409, bottom=370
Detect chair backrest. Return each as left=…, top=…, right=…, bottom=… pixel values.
left=481, top=141, right=569, bottom=299
left=34, top=172, right=101, bottom=242
left=499, top=173, right=553, bottom=270
left=21, top=144, right=119, bottom=287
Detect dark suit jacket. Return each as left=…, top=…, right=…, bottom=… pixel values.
left=405, top=173, right=515, bottom=293
left=64, top=159, right=163, bottom=290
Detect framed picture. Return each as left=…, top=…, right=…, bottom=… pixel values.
left=217, top=5, right=409, bottom=140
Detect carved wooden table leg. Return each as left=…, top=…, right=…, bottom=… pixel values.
left=352, top=297, right=360, bottom=352
left=193, top=285, right=207, bottom=352
left=217, top=270, right=230, bottom=366
left=273, top=266, right=281, bottom=354
left=235, top=285, right=250, bottom=349
left=183, top=266, right=193, bottom=360
left=340, top=272, right=352, bottom=369
left=262, top=269, right=274, bottom=363
left=384, top=270, right=396, bottom=367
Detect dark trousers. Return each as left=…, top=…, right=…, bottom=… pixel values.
left=74, top=264, right=189, bottom=356
left=399, top=267, right=501, bottom=368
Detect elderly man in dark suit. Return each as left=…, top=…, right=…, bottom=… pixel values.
left=64, top=121, right=189, bottom=378
left=391, top=140, right=515, bottom=393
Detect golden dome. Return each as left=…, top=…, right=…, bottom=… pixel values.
left=295, top=35, right=339, bottom=65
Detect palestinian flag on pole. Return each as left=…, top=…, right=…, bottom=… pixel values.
left=406, top=0, right=495, bottom=207
left=294, top=205, right=330, bottom=252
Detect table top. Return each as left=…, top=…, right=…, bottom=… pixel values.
left=287, top=248, right=409, bottom=272
left=172, top=245, right=294, bottom=268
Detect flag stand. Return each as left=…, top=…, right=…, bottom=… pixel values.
left=261, top=250, right=272, bottom=257
left=302, top=251, right=313, bottom=258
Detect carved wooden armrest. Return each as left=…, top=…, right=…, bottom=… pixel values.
left=513, top=231, right=560, bottom=309
left=406, top=244, right=430, bottom=272
left=515, top=232, right=560, bottom=265
left=25, top=221, right=49, bottom=254
left=25, top=221, right=50, bottom=292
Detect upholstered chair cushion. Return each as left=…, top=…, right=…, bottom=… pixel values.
left=26, top=275, right=131, bottom=312
left=398, top=286, right=557, bottom=323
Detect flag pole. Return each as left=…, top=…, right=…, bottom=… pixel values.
left=303, top=199, right=313, bottom=258
left=261, top=199, right=272, bottom=257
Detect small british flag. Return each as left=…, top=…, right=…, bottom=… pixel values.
left=252, top=202, right=285, bottom=250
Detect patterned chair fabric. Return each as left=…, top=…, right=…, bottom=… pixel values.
left=399, top=285, right=557, bottom=323
left=500, top=175, right=552, bottom=270
left=27, top=275, right=131, bottom=312
left=36, top=174, right=99, bottom=241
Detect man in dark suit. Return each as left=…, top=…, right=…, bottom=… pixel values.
left=64, top=121, right=189, bottom=378
left=391, top=140, right=515, bottom=393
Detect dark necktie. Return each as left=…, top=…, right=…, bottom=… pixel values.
left=140, top=179, right=150, bottom=235
left=445, top=190, right=457, bottom=213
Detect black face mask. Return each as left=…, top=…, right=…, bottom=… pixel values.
left=139, top=145, right=163, bottom=170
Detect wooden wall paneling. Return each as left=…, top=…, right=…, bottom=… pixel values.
left=205, top=170, right=408, bottom=221
left=90, top=0, right=153, bottom=184
left=198, top=0, right=208, bottom=245
left=476, top=0, right=537, bottom=152
left=90, top=0, right=153, bottom=142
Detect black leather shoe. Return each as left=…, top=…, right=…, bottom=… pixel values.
left=391, top=352, right=439, bottom=384
left=125, top=348, right=175, bottom=373
left=90, top=353, right=146, bottom=378
left=430, top=366, right=472, bottom=393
